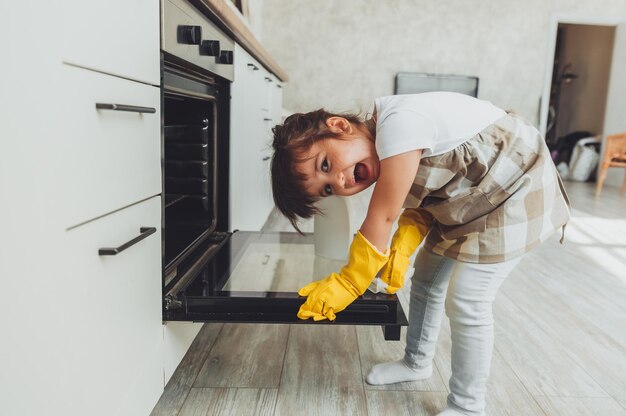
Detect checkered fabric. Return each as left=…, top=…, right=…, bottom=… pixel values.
left=404, top=113, right=571, bottom=263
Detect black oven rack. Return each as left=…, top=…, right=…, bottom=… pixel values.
left=162, top=92, right=218, bottom=273
left=165, top=160, right=209, bottom=178
left=163, top=119, right=213, bottom=214
left=164, top=123, right=209, bottom=141
left=164, top=142, right=210, bottom=160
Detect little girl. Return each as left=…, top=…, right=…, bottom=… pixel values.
left=270, top=92, right=570, bottom=416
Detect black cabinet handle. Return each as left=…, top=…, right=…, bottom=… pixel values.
left=263, top=118, right=272, bottom=121
left=96, top=103, right=157, bottom=114
left=262, top=156, right=270, bottom=161
left=247, top=63, right=259, bottom=70
left=264, top=77, right=273, bottom=82
left=98, top=227, right=157, bottom=256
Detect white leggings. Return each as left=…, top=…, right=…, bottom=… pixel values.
left=405, top=249, right=523, bottom=415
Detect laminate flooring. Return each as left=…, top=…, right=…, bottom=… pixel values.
left=151, top=181, right=626, bottom=416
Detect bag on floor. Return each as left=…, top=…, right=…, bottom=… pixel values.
left=568, top=137, right=600, bottom=182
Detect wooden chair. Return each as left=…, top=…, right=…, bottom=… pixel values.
left=596, top=132, right=626, bottom=197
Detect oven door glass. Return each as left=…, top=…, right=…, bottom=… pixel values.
left=163, top=231, right=408, bottom=340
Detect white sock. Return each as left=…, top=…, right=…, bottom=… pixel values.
left=366, top=359, right=432, bottom=385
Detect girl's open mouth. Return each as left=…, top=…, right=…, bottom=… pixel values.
left=354, top=162, right=369, bottom=183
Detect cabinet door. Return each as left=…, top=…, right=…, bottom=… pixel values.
left=60, top=0, right=160, bottom=85
left=256, top=69, right=276, bottom=228
left=263, top=76, right=285, bottom=200
left=271, top=77, right=285, bottom=124
left=230, top=44, right=274, bottom=231
left=61, top=196, right=163, bottom=416
left=59, top=65, right=161, bottom=229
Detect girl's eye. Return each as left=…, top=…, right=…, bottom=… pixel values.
left=324, top=184, right=333, bottom=195
left=321, top=158, right=329, bottom=172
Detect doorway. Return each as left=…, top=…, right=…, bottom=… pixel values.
left=545, top=24, right=615, bottom=147
left=540, top=16, right=626, bottom=188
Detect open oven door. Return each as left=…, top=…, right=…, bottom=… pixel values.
left=163, top=231, right=408, bottom=340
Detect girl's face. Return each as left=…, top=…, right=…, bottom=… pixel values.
left=296, top=118, right=379, bottom=197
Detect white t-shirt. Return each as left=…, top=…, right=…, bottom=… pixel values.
left=374, top=92, right=506, bottom=160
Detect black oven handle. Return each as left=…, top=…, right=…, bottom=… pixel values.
left=98, top=227, right=157, bottom=256
left=95, top=103, right=157, bottom=114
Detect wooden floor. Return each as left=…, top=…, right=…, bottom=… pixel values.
left=151, top=181, right=626, bottom=416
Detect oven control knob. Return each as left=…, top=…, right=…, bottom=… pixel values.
left=218, top=50, right=234, bottom=65
left=178, top=25, right=202, bottom=45
left=200, top=40, right=221, bottom=56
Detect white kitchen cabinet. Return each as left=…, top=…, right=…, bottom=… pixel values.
left=163, top=322, right=204, bottom=384
left=4, top=163, right=163, bottom=416
left=58, top=65, right=161, bottom=229
left=4, top=1, right=290, bottom=414
left=271, top=75, right=285, bottom=124
left=3, top=3, right=164, bottom=412
left=60, top=0, right=160, bottom=85
left=230, top=43, right=282, bottom=231
left=263, top=75, right=285, bottom=203
left=60, top=195, right=163, bottom=416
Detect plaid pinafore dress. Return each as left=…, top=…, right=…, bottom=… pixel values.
left=404, top=112, right=571, bottom=263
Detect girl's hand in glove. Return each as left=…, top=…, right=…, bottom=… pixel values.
left=297, top=231, right=389, bottom=321
left=379, top=209, right=433, bottom=294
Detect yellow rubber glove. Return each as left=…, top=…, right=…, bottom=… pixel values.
left=379, top=209, right=433, bottom=294
left=297, top=231, right=389, bottom=321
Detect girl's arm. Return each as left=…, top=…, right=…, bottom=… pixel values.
left=296, top=149, right=422, bottom=321
left=359, top=149, right=422, bottom=252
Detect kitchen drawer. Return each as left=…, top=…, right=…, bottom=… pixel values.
left=59, top=65, right=161, bottom=229
left=61, top=0, right=160, bottom=85
left=61, top=195, right=163, bottom=416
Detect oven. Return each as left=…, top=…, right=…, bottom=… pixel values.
left=161, top=0, right=407, bottom=340
left=161, top=59, right=231, bottom=309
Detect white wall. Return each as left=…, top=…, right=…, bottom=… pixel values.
left=260, top=0, right=626, bottom=124
left=246, top=0, right=265, bottom=40
left=602, top=22, right=626, bottom=187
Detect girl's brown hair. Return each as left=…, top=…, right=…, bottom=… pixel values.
left=270, top=109, right=363, bottom=233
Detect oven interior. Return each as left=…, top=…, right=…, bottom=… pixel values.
left=161, top=60, right=231, bottom=300
left=163, top=92, right=216, bottom=271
